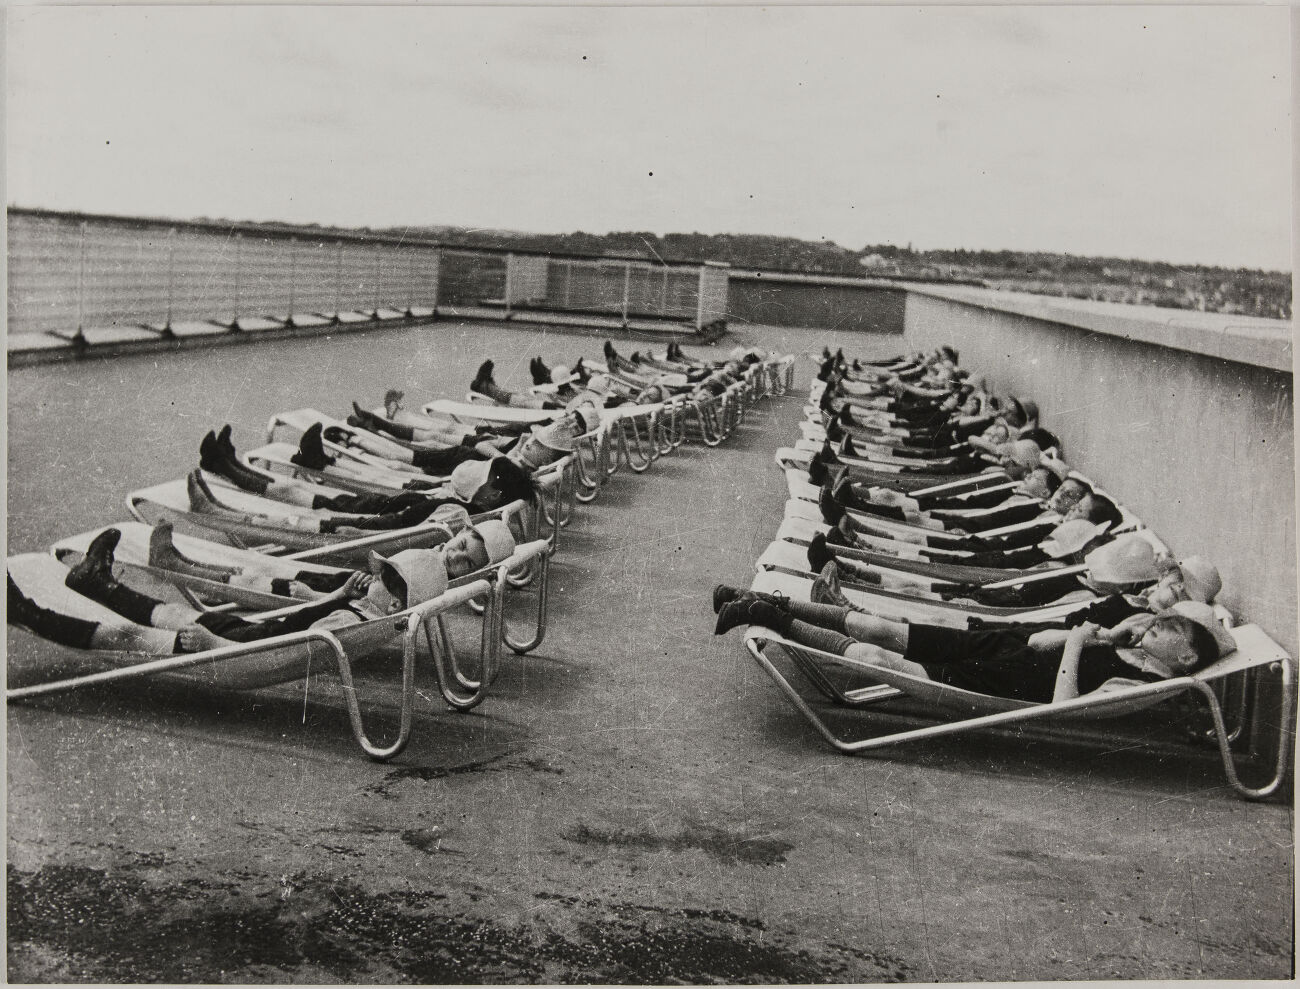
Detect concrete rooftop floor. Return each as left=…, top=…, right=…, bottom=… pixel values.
left=6, top=319, right=1294, bottom=982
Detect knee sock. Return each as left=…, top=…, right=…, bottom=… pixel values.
left=840, top=557, right=883, bottom=585
left=782, top=600, right=851, bottom=632
left=784, top=617, right=854, bottom=656
left=353, top=403, right=415, bottom=441
left=479, top=380, right=514, bottom=405
left=220, top=452, right=271, bottom=495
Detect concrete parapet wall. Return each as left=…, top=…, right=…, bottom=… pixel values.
left=728, top=276, right=906, bottom=334
left=902, top=290, right=1296, bottom=659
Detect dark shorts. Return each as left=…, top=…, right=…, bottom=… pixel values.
left=903, top=623, right=1054, bottom=702
left=196, top=611, right=266, bottom=643
left=9, top=575, right=99, bottom=650
left=23, top=603, right=99, bottom=650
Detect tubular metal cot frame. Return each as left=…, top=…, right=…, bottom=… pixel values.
left=7, top=578, right=494, bottom=761
left=743, top=625, right=1294, bottom=801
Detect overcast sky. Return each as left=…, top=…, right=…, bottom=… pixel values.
left=6, top=5, right=1293, bottom=270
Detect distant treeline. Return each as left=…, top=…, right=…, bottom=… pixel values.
left=855, top=244, right=1290, bottom=319
left=387, top=226, right=872, bottom=277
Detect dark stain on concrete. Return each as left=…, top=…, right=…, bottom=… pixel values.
left=562, top=820, right=795, bottom=866
left=368, top=752, right=513, bottom=790
left=398, top=828, right=464, bottom=856
left=516, top=756, right=564, bottom=775
left=7, top=863, right=903, bottom=984
left=362, top=751, right=562, bottom=800
left=1000, top=847, right=1054, bottom=864
left=598, top=898, right=768, bottom=932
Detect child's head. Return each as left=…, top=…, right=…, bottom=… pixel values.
left=440, top=520, right=517, bottom=578
left=997, top=439, right=1042, bottom=479
left=485, top=457, right=537, bottom=507
left=1139, top=613, right=1219, bottom=675
left=1001, top=396, right=1032, bottom=429
left=1015, top=467, right=1060, bottom=501
left=451, top=456, right=537, bottom=509
left=1042, top=518, right=1112, bottom=561
left=1049, top=477, right=1091, bottom=515
left=1018, top=427, right=1060, bottom=455
left=1064, top=491, right=1123, bottom=532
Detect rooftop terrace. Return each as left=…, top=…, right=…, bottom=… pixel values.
left=6, top=319, right=1293, bottom=982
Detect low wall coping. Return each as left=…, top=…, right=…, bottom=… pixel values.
left=729, top=270, right=911, bottom=289
left=902, top=282, right=1293, bottom=374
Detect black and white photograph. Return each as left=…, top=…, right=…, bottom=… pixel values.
left=5, top=4, right=1294, bottom=983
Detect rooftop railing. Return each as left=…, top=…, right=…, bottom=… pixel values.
left=6, top=208, right=727, bottom=343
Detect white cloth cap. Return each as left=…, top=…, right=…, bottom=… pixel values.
left=450, top=458, right=490, bottom=502
left=1040, top=518, right=1111, bottom=559
left=474, top=519, right=516, bottom=564
left=369, top=548, right=448, bottom=607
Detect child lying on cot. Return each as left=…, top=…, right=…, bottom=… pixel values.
left=819, top=369, right=1039, bottom=454
left=200, top=428, right=537, bottom=525
left=346, top=397, right=516, bottom=453
left=800, top=434, right=1048, bottom=497
left=688, top=342, right=767, bottom=370
left=809, top=435, right=1047, bottom=491
left=815, top=356, right=973, bottom=421
left=816, top=344, right=929, bottom=377
left=596, top=342, right=750, bottom=381
left=807, top=438, right=994, bottom=480
left=203, top=426, right=446, bottom=510
left=144, top=520, right=372, bottom=598
left=474, top=357, right=665, bottom=412
left=470, top=359, right=588, bottom=410
left=470, top=359, right=564, bottom=410
left=270, top=400, right=584, bottom=487
left=818, top=485, right=1123, bottom=564
left=186, top=462, right=523, bottom=535
left=142, top=518, right=483, bottom=601
left=820, top=404, right=1029, bottom=467
left=818, top=447, right=1074, bottom=520
left=806, top=546, right=1222, bottom=626
left=314, top=404, right=585, bottom=486
left=711, top=584, right=1232, bottom=705
left=341, top=389, right=504, bottom=450
left=620, top=347, right=755, bottom=390
left=603, top=341, right=741, bottom=399
left=8, top=521, right=516, bottom=655
left=819, top=362, right=961, bottom=414
left=816, top=459, right=1089, bottom=535
left=814, top=413, right=1066, bottom=481
left=805, top=530, right=1185, bottom=613
left=527, top=360, right=587, bottom=403
left=808, top=519, right=1148, bottom=610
